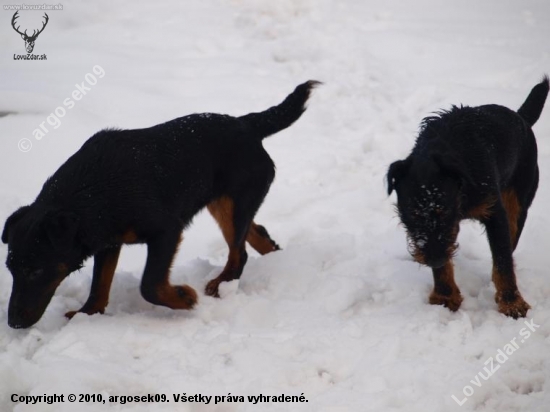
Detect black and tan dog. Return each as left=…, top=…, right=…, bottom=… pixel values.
left=2, top=80, right=320, bottom=328
left=387, top=77, right=549, bottom=318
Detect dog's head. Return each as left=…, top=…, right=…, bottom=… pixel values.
left=387, top=152, right=474, bottom=268
left=2, top=205, right=85, bottom=328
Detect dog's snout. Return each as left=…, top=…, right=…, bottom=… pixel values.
left=425, top=256, right=447, bottom=269
left=8, top=305, right=32, bottom=329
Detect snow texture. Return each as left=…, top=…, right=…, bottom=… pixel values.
left=1, top=0, right=550, bottom=411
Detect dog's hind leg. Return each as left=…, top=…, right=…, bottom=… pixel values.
left=246, top=222, right=280, bottom=255
left=139, top=227, right=198, bottom=309
left=429, top=260, right=463, bottom=311
left=483, top=201, right=530, bottom=318
left=65, top=244, right=122, bottom=319
left=501, top=189, right=521, bottom=250
left=205, top=196, right=251, bottom=297
left=507, top=166, right=539, bottom=251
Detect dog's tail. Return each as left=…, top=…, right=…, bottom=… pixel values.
left=239, top=80, right=321, bottom=140
left=517, top=75, right=549, bottom=126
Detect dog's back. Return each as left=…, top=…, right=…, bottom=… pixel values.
left=413, top=77, right=549, bottom=192
left=415, top=106, right=527, bottom=185
left=36, top=81, right=320, bottom=237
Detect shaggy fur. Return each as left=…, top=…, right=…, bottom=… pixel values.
left=387, top=77, right=549, bottom=318
left=2, top=80, right=320, bottom=329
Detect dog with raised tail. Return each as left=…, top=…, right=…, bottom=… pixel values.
left=2, top=80, right=320, bottom=329
left=387, top=76, right=549, bottom=318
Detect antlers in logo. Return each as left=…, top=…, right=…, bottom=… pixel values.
left=11, top=11, right=49, bottom=54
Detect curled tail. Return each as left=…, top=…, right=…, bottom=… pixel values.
left=239, top=80, right=321, bottom=140
left=517, top=75, right=549, bottom=126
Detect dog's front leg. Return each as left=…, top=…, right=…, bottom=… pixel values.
left=140, top=229, right=197, bottom=310
left=484, top=202, right=530, bottom=318
left=429, top=260, right=463, bottom=311
left=66, top=244, right=122, bottom=319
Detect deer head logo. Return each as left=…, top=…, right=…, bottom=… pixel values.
left=11, top=11, right=49, bottom=54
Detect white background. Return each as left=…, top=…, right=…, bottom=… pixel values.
left=0, top=0, right=549, bottom=411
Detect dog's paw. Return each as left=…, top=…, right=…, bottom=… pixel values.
left=65, top=307, right=105, bottom=319
left=496, top=292, right=530, bottom=319
left=429, top=290, right=463, bottom=312
left=174, top=285, right=198, bottom=309
left=65, top=310, right=78, bottom=319
left=205, top=279, right=221, bottom=298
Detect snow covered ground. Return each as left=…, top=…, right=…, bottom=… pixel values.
left=1, top=0, right=550, bottom=410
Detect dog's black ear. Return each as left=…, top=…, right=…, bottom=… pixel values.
left=432, top=153, right=476, bottom=188
left=42, top=210, right=80, bottom=251
left=2, top=206, right=31, bottom=244
left=387, top=159, right=410, bottom=195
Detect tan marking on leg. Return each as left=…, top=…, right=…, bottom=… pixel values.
left=139, top=232, right=198, bottom=310
left=206, top=197, right=249, bottom=297
left=205, top=247, right=244, bottom=297
left=88, top=249, right=120, bottom=312
left=501, top=190, right=521, bottom=245
left=491, top=265, right=530, bottom=318
left=152, top=234, right=197, bottom=309
left=66, top=247, right=121, bottom=319
left=207, top=196, right=235, bottom=245
left=154, top=283, right=198, bottom=309
left=429, top=260, right=463, bottom=311
left=246, top=222, right=279, bottom=255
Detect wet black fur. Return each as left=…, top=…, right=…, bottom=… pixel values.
left=2, top=80, right=320, bottom=328
left=387, top=76, right=549, bottom=316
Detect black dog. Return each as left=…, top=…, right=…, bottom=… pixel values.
left=387, top=77, right=549, bottom=318
left=2, top=80, right=320, bottom=329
